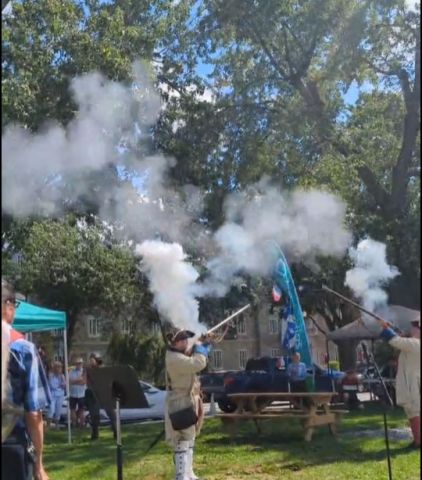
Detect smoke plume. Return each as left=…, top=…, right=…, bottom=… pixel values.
left=200, top=180, right=352, bottom=296
left=2, top=62, right=157, bottom=216
left=345, top=238, right=400, bottom=316
left=3, top=63, right=355, bottom=333
left=136, top=240, right=207, bottom=334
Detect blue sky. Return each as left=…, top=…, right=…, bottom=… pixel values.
left=196, top=57, right=373, bottom=107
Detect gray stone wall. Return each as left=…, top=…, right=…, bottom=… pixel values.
left=208, top=303, right=338, bottom=371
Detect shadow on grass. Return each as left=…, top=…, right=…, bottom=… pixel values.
left=43, top=404, right=416, bottom=477
left=200, top=403, right=416, bottom=470
left=44, top=423, right=170, bottom=477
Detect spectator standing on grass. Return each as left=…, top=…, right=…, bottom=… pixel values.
left=69, top=358, right=86, bottom=428
left=380, top=317, right=420, bottom=449
left=47, top=361, right=66, bottom=429
left=2, top=279, right=51, bottom=480
left=85, top=352, right=117, bottom=441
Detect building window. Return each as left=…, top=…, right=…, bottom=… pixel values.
left=87, top=317, right=100, bottom=338
left=239, top=350, right=248, bottom=369
left=236, top=314, right=246, bottom=335
left=269, top=317, right=279, bottom=334
left=121, top=318, right=133, bottom=335
left=212, top=350, right=223, bottom=370
left=271, top=348, right=281, bottom=358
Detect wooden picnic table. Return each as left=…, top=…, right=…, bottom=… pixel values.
left=216, top=392, right=348, bottom=442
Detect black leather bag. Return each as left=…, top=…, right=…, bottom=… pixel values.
left=169, top=405, right=198, bottom=431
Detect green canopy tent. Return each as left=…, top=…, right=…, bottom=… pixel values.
left=14, top=301, right=72, bottom=443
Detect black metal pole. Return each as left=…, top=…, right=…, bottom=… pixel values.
left=361, top=343, right=393, bottom=480
left=321, top=285, right=387, bottom=323
left=383, top=411, right=393, bottom=480
left=116, top=397, right=123, bottom=480
left=320, top=285, right=394, bottom=478
left=307, top=314, right=335, bottom=392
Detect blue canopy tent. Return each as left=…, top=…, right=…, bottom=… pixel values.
left=14, top=301, right=66, bottom=332
left=14, top=301, right=72, bottom=443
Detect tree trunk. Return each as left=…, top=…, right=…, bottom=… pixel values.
left=66, top=310, right=78, bottom=351
left=336, top=339, right=359, bottom=371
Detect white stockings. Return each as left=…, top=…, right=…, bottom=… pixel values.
left=174, top=440, right=189, bottom=480
left=174, top=439, right=201, bottom=480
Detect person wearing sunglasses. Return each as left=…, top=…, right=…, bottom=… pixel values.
left=2, top=279, right=51, bottom=480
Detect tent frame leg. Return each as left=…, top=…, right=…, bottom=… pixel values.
left=63, top=327, right=72, bottom=444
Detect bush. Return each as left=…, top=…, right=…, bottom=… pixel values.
left=107, top=332, right=166, bottom=384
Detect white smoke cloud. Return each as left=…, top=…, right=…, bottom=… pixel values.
left=137, top=182, right=352, bottom=331
left=200, top=180, right=352, bottom=296
left=404, top=0, right=420, bottom=12
left=136, top=240, right=207, bottom=333
left=2, top=61, right=161, bottom=217
left=2, top=61, right=208, bottom=248
left=345, top=238, right=400, bottom=315
left=2, top=62, right=355, bottom=334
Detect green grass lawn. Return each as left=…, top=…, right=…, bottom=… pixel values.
left=44, top=403, right=420, bottom=480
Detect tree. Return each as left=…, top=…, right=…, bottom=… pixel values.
left=154, top=0, right=420, bottom=308
left=2, top=216, right=146, bottom=344
left=3, top=0, right=420, bottom=334
left=2, top=0, right=167, bottom=130
left=107, top=332, right=166, bottom=385
left=1, top=0, right=169, bottom=219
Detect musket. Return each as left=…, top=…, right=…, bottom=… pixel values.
left=205, top=304, right=251, bottom=336
left=322, top=285, right=387, bottom=324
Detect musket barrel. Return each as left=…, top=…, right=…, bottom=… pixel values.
left=206, top=304, right=251, bottom=335
left=322, top=285, right=387, bottom=323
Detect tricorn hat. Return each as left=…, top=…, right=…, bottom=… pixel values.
left=166, top=329, right=195, bottom=344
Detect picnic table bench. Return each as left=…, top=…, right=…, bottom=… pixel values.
left=216, top=392, right=348, bottom=442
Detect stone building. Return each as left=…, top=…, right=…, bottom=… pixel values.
left=31, top=299, right=337, bottom=371
left=68, top=313, right=162, bottom=365
left=29, top=312, right=112, bottom=366
left=208, top=302, right=339, bottom=371
left=68, top=313, right=114, bottom=364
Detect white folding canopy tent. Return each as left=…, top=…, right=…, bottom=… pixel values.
left=13, top=301, right=73, bottom=443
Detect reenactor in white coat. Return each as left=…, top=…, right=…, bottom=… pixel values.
left=380, top=317, right=420, bottom=449
left=165, top=329, right=211, bottom=480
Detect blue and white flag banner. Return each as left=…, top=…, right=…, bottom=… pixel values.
left=280, top=303, right=299, bottom=353
left=271, top=243, right=312, bottom=368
